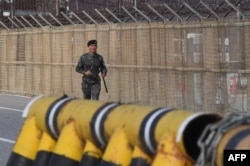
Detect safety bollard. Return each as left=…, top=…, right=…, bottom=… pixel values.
left=79, top=140, right=103, bottom=166
left=6, top=95, right=60, bottom=166
left=33, top=132, right=56, bottom=166
left=48, top=121, right=84, bottom=166
left=6, top=117, right=42, bottom=166
left=100, top=127, right=133, bottom=166
left=129, top=146, right=152, bottom=166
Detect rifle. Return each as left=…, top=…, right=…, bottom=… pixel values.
left=102, top=76, right=108, bottom=93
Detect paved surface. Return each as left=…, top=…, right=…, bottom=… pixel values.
left=0, top=93, right=32, bottom=166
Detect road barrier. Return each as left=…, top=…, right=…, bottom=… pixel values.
left=6, top=95, right=250, bottom=166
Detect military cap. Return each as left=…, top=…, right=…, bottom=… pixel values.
left=87, top=40, right=97, bottom=47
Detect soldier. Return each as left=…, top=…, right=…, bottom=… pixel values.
left=75, top=40, right=107, bottom=100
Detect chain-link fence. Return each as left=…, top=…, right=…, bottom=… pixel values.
left=0, top=18, right=249, bottom=113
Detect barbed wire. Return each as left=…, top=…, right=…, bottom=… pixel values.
left=0, top=0, right=249, bottom=29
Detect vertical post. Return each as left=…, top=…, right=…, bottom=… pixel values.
left=134, top=0, right=137, bottom=8
left=0, top=0, right=3, bottom=21
left=133, top=0, right=137, bottom=18
left=66, top=0, right=69, bottom=14
left=8, top=0, right=14, bottom=28
left=10, top=0, right=14, bottom=19
left=118, top=0, right=122, bottom=13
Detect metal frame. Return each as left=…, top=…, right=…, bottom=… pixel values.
left=224, top=0, right=245, bottom=20
left=14, top=16, right=26, bottom=28
left=0, top=1, right=247, bottom=29
left=95, top=9, right=111, bottom=24
left=60, top=12, right=75, bottom=25
left=21, top=16, right=34, bottom=28
left=82, top=10, right=98, bottom=25
left=7, top=17, right=19, bottom=28
left=49, top=13, right=63, bottom=26
left=183, top=2, right=204, bottom=20
left=133, top=6, right=151, bottom=22
left=121, top=6, right=137, bottom=22
left=30, top=15, right=43, bottom=27
left=200, top=0, right=220, bottom=20
left=147, top=4, right=167, bottom=23
left=38, top=14, right=53, bottom=27
left=105, top=8, right=123, bottom=23
left=164, top=3, right=183, bottom=22
left=70, top=11, right=85, bottom=24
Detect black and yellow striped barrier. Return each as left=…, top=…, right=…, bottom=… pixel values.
left=6, top=95, right=249, bottom=166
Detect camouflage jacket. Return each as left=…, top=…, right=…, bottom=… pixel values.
left=75, top=53, right=107, bottom=84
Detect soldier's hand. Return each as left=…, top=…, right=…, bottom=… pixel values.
left=84, top=71, right=91, bottom=76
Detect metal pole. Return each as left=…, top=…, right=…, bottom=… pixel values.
left=118, top=0, right=122, bottom=13
left=121, top=6, right=137, bottom=22
left=95, top=9, right=111, bottom=24
left=8, top=17, right=19, bottom=28
left=82, top=10, right=98, bottom=25
left=134, top=0, right=137, bottom=8
left=133, top=6, right=151, bottom=22
left=105, top=8, right=123, bottom=23
left=38, top=14, right=53, bottom=27
left=10, top=0, right=14, bottom=19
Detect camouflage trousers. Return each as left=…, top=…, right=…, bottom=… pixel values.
left=82, top=81, right=101, bottom=100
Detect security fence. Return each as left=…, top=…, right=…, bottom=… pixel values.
left=0, top=0, right=250, bottom=113
left=0, top=19, right=249, bottom=114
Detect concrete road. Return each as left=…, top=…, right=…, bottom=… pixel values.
left=0, top=93, right=32, bottom=166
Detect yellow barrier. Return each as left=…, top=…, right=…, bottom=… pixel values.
left=10, top=95, right=250, bottom=166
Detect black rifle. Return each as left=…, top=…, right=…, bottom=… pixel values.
left=102, top=76, right=108, bottom=93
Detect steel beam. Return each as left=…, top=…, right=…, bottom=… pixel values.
left=183, top=2, right=203, bottom=20
left=147, top=4, right=167, bottom=23
left=163, top=3, right=183, bottom=22
left=133, top=6, right=151, bottom=22
left=105, top=8, right=123, bottom=23
left=38, top=14, right=53, bottom=27
left=82, top=10, right=98, bottom=25
left=30, top=15, right=43, bottom=27
left=21, top=16, right=34, bottom=28
left=121, top=6, right=137, bottom=22
left=95, top=9, right=111, bottom=24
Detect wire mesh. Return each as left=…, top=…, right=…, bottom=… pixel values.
left=0, top=19, right=249, bottom=113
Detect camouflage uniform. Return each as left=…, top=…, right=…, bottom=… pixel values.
left=75, top=53, right=107, bottom=100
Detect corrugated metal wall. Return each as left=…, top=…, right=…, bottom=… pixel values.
left=0, top=19, right=249, bottom=113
